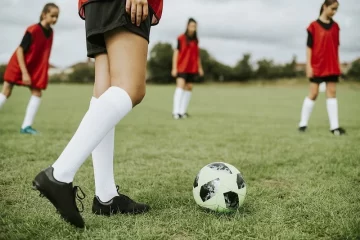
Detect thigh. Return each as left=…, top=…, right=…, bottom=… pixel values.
left=104, top=29, right=148, bottom=99
left=176, top=77, right=186, bottom=88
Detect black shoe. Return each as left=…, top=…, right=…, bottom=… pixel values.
left=330, top=127, right=346, bottom=136
left=298, top=126, right=307, bottom=132
left=32, top=167, right=85, bottom=228
left=92, top=186, right=150, bottom=216
left=173, top=114, right=181, bottom=120
left=180, top=113, right=190, bottom=119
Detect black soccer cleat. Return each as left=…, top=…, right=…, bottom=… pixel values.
left=92, top=186, right=150, bottom=216
left=32, top=167, right=85, bottom=228
left=330, top=127, right=346, bottom=136
left=173, top=114, right=181, bottom=120
left=180, top=113, right=190, bottom=119
left=298, top=126, right=307, bottom=132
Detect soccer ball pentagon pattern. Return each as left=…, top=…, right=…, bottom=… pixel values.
left=192, top=162, right=246, bottom=212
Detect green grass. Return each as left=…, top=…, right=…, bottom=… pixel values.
left=0, top=83, right=360, bottom=240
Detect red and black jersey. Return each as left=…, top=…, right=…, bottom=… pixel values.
left=78, top=0, right=163, bottom=25
left=176, top=34, right=199, bottom=74
left=307, top=19, right=341, bottom=77
left=4, top=23, right=53, bottom=90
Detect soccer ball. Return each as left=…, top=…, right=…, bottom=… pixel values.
left=192, top=162, right=246, bottom=212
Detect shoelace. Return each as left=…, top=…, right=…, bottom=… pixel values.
left=116, top=185, right=131, bottom=202
left=73, top=186, right=86, bottom=213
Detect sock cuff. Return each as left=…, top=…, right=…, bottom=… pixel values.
left=305, top=97, right=315, bottom=105
left=30, top=95, right=41, bottom=102
left=90, top=96, right=97, bottom=106
left=327, top=98, right=338, bottom=104
left=0, top=93, right=6, bottom=100
left=100, top=87, right=133, bottom=113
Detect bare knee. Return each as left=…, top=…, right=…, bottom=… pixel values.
left=131, top=86, right=146, bottom=106
left=1, top=84, right=13, bottom=98
left=308, top=91, right=318, bottom=101
left=176, top=78, right=186, bottom=89
left=185, top=83, right=193, bottom=91
left=326, top=84, right=337, bottom=98
left=31, top=88, right=42, bottom=97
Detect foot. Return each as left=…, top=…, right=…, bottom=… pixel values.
left=180, top=113, right=190, bottom=119
left=330, top=127, right=346, bottom=136
left=32, top=167, right=85, bottom=228
left=173, top=114, right=181, bottom=120
left=298, top=126, right=307, bottom=132
left=92, top=188, right=150, bottom=216
left=20, top=126, right=39, bottom=135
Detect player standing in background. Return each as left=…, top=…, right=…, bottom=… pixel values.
left=298, top=0, right=346, bottom=135
left=0, top=3, right=59, bottom=135
left=32, top=0, right=163, bottom=228
left=171, top=18, right=204, bottom=120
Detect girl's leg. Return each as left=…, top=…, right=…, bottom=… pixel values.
left=91, top=53, right=118, bottom=202
left=173, top=77, right=186, bottom=118
left=179, top=82, right=193, bottom=116
left=299, top=83, right=319, bottom=129
left=21, top=88, right=42, bottom=134
left=0, top=82, right=13, bottom=109
left=326, top=82, right=342, bottom=132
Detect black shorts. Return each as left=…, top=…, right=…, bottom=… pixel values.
left=177, top=73, right=199, bottom=83
left=310, top=75, right=339, bottom=84
left=84, top=0, right=153, bottom=58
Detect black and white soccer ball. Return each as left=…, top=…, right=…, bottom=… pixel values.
left=192, top=162, right=246, bottom=212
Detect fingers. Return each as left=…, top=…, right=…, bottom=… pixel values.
left=136, top=3, right=143, bottom=26
left=142, top=3, right=148, bottom=22
left=125, top=0, right=131, bottom=14
left=128, top=0, right=148, bottom=26
left=131, top=2, right=137, bottom=25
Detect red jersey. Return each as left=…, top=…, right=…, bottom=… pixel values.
left=307, top=20, right=341, bottom=77
left=177, top=34, right=199, bottom=74
left=4, top=24, right=53, bottom=90
left=78, top=0, right=163, bottom=25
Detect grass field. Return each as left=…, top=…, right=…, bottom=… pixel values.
left=1, top=83, right=360, bottom=240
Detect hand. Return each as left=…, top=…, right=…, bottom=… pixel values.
left=126, top=0, right=148, bottom=26
left=171, top=69, right=177, bottom=78
left=306, top=65, right=313, bottom=78
left=199, top=68, right=204, bottom=77
left=22, top=73, right=31, bottom=85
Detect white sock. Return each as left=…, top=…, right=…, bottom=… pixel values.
left=327, top=98, right=339, bottom=130
left=299, top=97, right=315, bottom=127
left=0, top=93, right=7, bottom=109
left=21, top=95, right=41, bottom=129
left=172, top=87, right=184, bottom=115
left=90, top=97, right=118, bottom=202
left=52, top=87, right=133, bottom=183
left=179, top=90, right=192, bottom=115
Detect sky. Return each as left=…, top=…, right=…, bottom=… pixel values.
left=0, top=0, right=359, bottom=68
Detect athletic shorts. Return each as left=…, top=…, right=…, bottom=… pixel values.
left=177, top=73, right=199, bottom=83
left=84, top=0, right=153, bottom=58
left=310, top=75, right=339, bottom=84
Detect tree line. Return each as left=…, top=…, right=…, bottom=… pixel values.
left=0, top=42, right=359, bottom=84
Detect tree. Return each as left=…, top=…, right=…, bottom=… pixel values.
left=347, top=59, right=360, bottom=81
left=233, top=54, right=253, bottom=81
left=0, top=65, right=6, bottom=84
left=67, top=64, right=95, bottom=83
left=147, top=42, right=173, bottom=83
left=281, top=55, right=297, bottom=78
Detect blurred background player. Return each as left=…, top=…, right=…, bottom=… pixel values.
left=171, top=18, right=204, bottom=120
left=298, top=0, right=346, bottom=135
left=32, top=0, right=163, bottom=228
left=0, top=3, right=59, bottom=135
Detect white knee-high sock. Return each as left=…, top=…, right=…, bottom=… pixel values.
left=173, top=87, right=184, bottom=115
left=327, top=98, right=339, bottom=130
left=21, top=95, right=41, bottom=129
left=299, top=97, right=315, bottom=127
left=179, top=90, right=192, bottom=115
left=0, top=93, right=7, bottom=110
left=90, top=97, right=118, bottom=202
left=52, top=87, right=133, bottom=183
